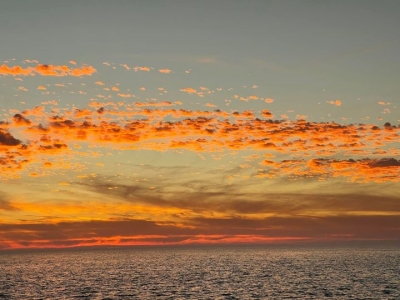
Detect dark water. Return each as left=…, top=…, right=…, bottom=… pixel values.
left=1, top=246, right=399, bottom=299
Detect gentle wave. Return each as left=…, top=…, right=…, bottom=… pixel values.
left=1, top=246, right=399, bottom=299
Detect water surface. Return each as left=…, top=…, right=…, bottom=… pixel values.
left=1, top=246, right=399, bottom=299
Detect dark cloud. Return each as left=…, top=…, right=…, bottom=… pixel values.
left=188, top=214, right=400, bottom=240
left=76, top=175, right=400, bottom=215
left=0, top=219, right=193, bottom=242
left=0, top=129, right=21, bottom=146
left=12, top=114, right=31, bottom=126
left=1, top=214, right=399, bottom=250
left=369, top=158, right=400, bottom=167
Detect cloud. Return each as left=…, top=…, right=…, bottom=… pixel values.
left=0, top=215, right=314, bottom=249
left=12, top=114, right=32, bottom=128
left=0, top=63, right=96, bottom=76
left=121, top=64, right=130, bottom=70
left=0, top=129, right=21, bottom=146
left=0, top=64, right=31, bottom=76
left=0, top=219, right=192, bottom=248
left=2, top=58, right=399, bottom=250
left=0, top=124, right=75, bottom=178
left=258, top=158, right=400, bottom=182
left=0, top=152, right=30, bottom=179
left=76, top=174, right=400, bottom=217
left=117, top=93, right=132, bottom=98
left=189, top=214, right=400, bottom=240
left=135, top=101, right=174, bottom=107
left=17, top=86, right=28, bottom=92
left=180, top=87, right=197, bottom=94
left=158, top=69, right=172, bottom=74
left=134, top=66, right=151, bottom=72
left=1, top=105, right=399, bottom=180
left=1, top=163, right=400, bottom=248
left=1, top=210, right=399, bottom=249
left=41, top=100, right=58, bottom=106
left=328, top=100, right=342, bottom=106
left=260, top=110, right=273, bottom=118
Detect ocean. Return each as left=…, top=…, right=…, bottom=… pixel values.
left=1, top=245, right=399, bottom=299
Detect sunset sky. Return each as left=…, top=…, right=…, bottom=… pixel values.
left=1, top=0, right=399, bottom=250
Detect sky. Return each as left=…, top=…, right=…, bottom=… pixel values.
left=0, top=0, right=399, bottom=250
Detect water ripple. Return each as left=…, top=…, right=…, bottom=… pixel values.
left=0, top=247, right=399, bottom=299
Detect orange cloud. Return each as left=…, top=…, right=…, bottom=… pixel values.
left=0, top=64, right=96, bottom=76
left=205, top=103, right=216, bottom=108
left=264, top=98, right=274, bottom=103
left=328, top=100, right=342, bottom=106
left=41, top=100, right=58, bottom=106
left=1, top=105, right=399, bottom=180
left=134, top=66, right=151, bottom=72
left=121, top=64, right=130, bottom=70
left=135, top=101, right=175, bottom=107
left=117, top=93, right=132, bottom=98
left=0, top=64, right=31, bottom=76
left=158, top=69, right=172, bottom=74
left=180, top=87, right=197, bottom=94
left=260, top=110, right=274, bottom=118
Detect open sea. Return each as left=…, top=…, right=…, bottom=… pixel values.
left=0, top=245, right=399, bottom=299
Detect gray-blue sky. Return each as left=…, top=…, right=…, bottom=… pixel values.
left=1, top=0, right=399, bottom=122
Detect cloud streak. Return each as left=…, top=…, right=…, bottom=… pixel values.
left=0, top=64, right=96, bottom=76
left=1, top=212, right=399, bottom=250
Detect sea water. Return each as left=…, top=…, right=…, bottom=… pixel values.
left=1, top=246, right=399, bottom=299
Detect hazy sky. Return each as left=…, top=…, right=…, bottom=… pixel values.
left=1, top=0, right=399, bottom=249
